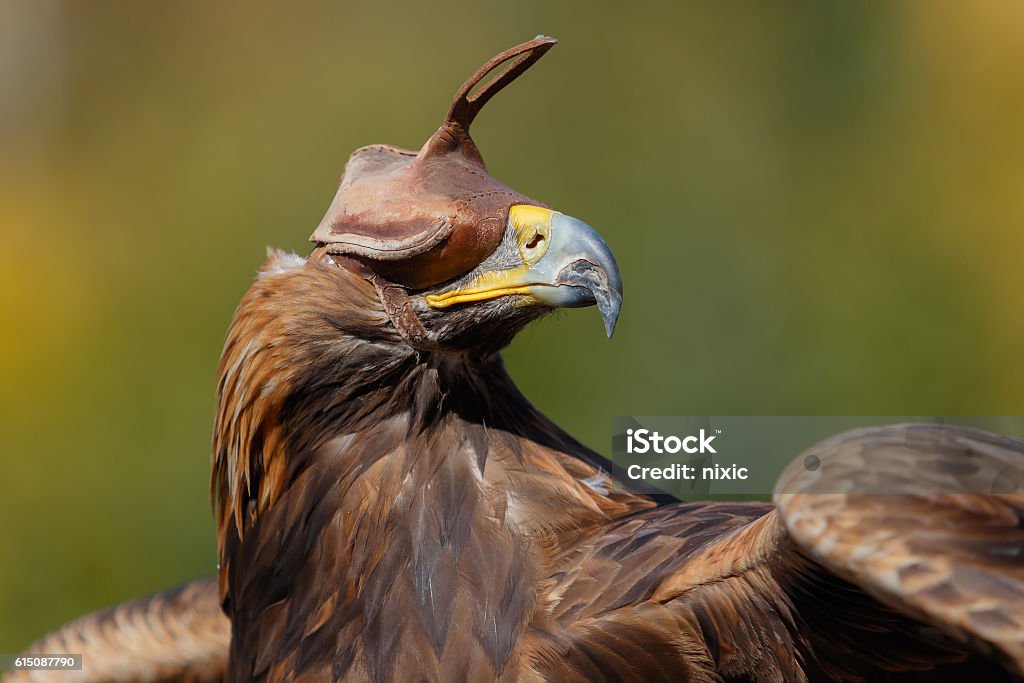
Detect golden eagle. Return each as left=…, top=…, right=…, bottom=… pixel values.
left=13, top=37, right=1024, bottom=683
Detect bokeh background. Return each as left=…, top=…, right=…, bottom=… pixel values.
left=2, top=1, right=1022, bottom=648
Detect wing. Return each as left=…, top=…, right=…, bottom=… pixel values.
left=527, top=502, right=776, bottom=682
left=8, top=577, right=229, bottom=683
left=774, top=423, right=1024, bottom=677
left=530, top=423, right=1024, bottom=682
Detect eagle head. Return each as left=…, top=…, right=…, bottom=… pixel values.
left=308, top=36, right=622, bottom=353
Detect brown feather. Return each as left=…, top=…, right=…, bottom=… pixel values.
left=7, top=578, right=228, bottom=683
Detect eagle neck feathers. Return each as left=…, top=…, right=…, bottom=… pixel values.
left=210, top=251, right=649, bottom=680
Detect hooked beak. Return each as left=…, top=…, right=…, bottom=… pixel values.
left=425, top=207, right=623, bottom=337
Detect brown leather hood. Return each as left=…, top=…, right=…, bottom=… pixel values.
left=309, top=37, right=557, bottom=289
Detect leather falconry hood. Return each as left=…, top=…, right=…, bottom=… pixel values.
left=310, top=36, right=557, bottom=290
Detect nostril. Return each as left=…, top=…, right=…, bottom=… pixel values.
left=525, top=233, right=545, bottom=250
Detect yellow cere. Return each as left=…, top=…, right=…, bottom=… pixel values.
left=425, top=205, right=555, bottom=309
left=509, top=205, right=554, bottom=265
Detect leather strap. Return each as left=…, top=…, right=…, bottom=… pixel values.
left=369, top=274, right=438, bottom=351
left=331, top=254, right=438, bottom=351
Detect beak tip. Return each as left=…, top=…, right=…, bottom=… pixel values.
left=598, top=291, right=622, bottom=339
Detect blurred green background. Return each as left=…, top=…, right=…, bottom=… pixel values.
left=2, top=1, right=1022, bottom=648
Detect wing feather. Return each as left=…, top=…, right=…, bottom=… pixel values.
left=9, top=578, right=228, bottom=683
left=774, top=423, right=1024, bottom=676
